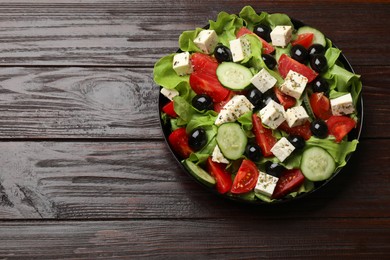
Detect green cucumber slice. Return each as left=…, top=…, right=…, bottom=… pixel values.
left=216, top=62, right=253, bottom=90
left=216, top=123, right=247, bottom=160
left=300, top=146, right=336, bottom=181
left=183, top=160, right=216, bottom=187
left=297, top=26, right=326, bottom=47
left=302, top=91, right=315, bottom=121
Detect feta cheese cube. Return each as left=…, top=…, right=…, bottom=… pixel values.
left=270, top=137, right=295, bottom=162
left=255, top=171, right=279, bottom=197
left=160, top=87, right=179, bottom=101
left=193, top=29, right=219, bottom=54
left=250, top=68, right=277, bottom=93
left=280, top=70, right=308, bottom=99
left=229, top=37, right=251, bottom=62
left=258, top=100, right=286, bottom=129
left=212, top=145, right=229, bottom=164
left=172, top=52, right=193, bottom=76
left=270, top=25, right=292, bottom=47
left=215, top=95, right=254, bottom=126
left=330, top=93, right=355, bottom=116
left=285, top=105, right=310, bottom=128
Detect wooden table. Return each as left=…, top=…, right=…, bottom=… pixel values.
left=0, top=0, right=389, bottom=258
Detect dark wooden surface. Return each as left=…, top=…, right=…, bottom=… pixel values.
left=0, top=0, right=389, bottom=259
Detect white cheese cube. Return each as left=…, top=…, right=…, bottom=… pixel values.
left=211, top=145, right=229, bottom=164
left=215, top=95, right=254, bottom=126
left=160, top=87, right=179, bottom=101
left=271, top=137, right=295, bottom=162
left=229, top=37, right=251, bottom=62
left=193, top=29, right=219, bottom=54
left=330, top=93, right=355, bottom=116
left=280, top=70, right=308, bottom=99
left=258, top=100, right=286, bottom=129
left=250, top=68, right=277, bottom=93
left=255, top=171, right=279, bottom=197
left=270, top=25, right=292, bottom=47
left=285, top=105, right=309, bottom=128
left=172, top=52, right=193, bottom=76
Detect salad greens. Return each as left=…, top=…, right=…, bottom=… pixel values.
left=154, top=5, right=362, bottom=203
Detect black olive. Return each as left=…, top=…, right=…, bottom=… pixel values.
left=290, top=44, right=309, bottom=64
left=245, top=143, right=262, bottom=162
left=188, top=128, right=208, bottom=151
left=262, top=54, right=277, bottom=70
left=192, top=94, right=214, bottom=111
left=310, top=54, right=328, bottom=73
left=310, top=77, right=330, bottom=95
left=310, top=119, right=328, bottom=139
left=246, top=87, right=263, bottom=110
left=287, top=135, right=305, bottom=150
left=253, top=24, right=271, bottom=42
left=261, top=88, right=279, bottom=108
left=308, top=44, right=325, bottom=56
left=214, top=44, right=232, bottom=63
left=265, top=162, right=286, bottom=178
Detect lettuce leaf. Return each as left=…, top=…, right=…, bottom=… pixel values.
left=178, top=28, right=204, bottom=52
left=209, top=11, right=244, bottom=47
left=267, top=13, right=294, bottom=29
left=239, top=6, right=267, bottom=31
left=153, top=53, right=189, bottom=89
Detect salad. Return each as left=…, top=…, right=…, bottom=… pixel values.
left=154, top=6, right=362, bottom=203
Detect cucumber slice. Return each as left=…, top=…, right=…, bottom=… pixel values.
left=216, top=123, right=247, bottom=160
left=300, top=146, right=336, bottom=181
left=216, top=62, right=253, bottom=90
left=297, top=26, right=326, bottom=47
left=302, top=91, right=315, bottom=121
left=183, top=160, right=216, bottom=187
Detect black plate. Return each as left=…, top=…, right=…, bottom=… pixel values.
left=158, top=17, right=363, bottom=205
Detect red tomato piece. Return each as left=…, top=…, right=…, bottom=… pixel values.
left=213, top=90, right=234, bottom=112
left=252, top=113, right=277, bottom=157
left=271, top=169, right=305, bottom=199
left=190, top=53, right=219, bottom=74
left=274, top=87, right=296, bottom=109
left=278, top=54, right=318, bottom=82
left=326, top=115, right=356, bottom=143
left=189, top=71, right=230, bottom=102
left=231, top=159, right=259, bottom=194
left=168, top=128, right=193, bottom=159
left=162, top=101, right=177, bottom=118
left=278, top=121, right=312, bottom=140
left=310, top=92, right=332, bottom=120
left=236, top=27, right=275, bottom=55
left=206, top=157, right=233, bottom=194
left=291, top=33, right=314, bottom=49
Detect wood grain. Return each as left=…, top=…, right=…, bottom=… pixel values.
left=0, top=219, right=389, bottom=259
left=0, top=139, right=388, bottom=220
left=0, top=1, right=388, bottom=66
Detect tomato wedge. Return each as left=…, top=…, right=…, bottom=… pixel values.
left=310, top=92, right=332, bottom=120
left=162, top=100, right=177, bottom=118
left=326, top=115, right=356, bottom=143
left=274, top=87, right=296, bottom=109
left=189, top=71, right=230, bottom=103
left=278, top=54, right=318, bottom=82
left=190, top=53, right=219, bottom=74
left=278, top=121, right=312, bottom=140
left=252, top=113, right=277, bottom=157
left=168, top=128, right=193, bottom=158
left=236, top=27, right=275, bottom=55
left=291, top=33, right=314, bottom=48
left=206, top=157, right=233, bottom=194
left=272, top=169, right=305, bottom=199
left=231, top=159, right=259, bottom=194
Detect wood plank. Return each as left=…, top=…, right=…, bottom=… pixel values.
left=0, top=1, right=388, bottom=66
left=0, top=139, right=388, bottom=219
left=0, top=66, right=388, bottom=139
left=0, top=218, right=388, bottom=259
left=0, top=67, right=162, bottom=139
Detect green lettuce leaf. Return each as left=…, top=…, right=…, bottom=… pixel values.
left=267, top=13, right=294, bottom=29
left=153, top=53, right=189, bottom=89
left=209, top=11, right=244, bottom=46
left=239, top=6, right=267, bottom=31
left=178, top=28, right=203, bottom=52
